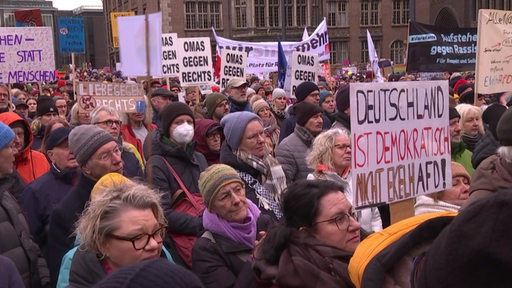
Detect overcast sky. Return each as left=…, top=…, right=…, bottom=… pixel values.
left=48, top=0, right=102, bottom=10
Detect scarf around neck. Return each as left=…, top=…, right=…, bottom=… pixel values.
left=202, top=199, right=261, bottom=248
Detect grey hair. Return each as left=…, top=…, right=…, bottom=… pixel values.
left=307, top=128, right=350, bottom=171
left=74, top=181, right=165, bottom=254
left=90, top=105, right=120, bottom=124
left=498, top=146, right=512, bottom=163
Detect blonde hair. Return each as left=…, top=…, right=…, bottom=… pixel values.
left=307, top=128, right=350, bottom=171
left=75, top=181, right=165, bottom=255
left=455, top=103, right=484, bottom=135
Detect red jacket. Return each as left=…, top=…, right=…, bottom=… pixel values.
left=121, top=123, right=157, bottom=161
left=0, top=112, right=50, bottom=184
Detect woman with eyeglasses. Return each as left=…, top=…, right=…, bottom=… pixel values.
left=307, top=129, right=382, bottom=233
left=192, top=164, right=272, bottom=287
left=253, top=179, right=361, bottom=287
left=68, top=180, right=172, bottom=287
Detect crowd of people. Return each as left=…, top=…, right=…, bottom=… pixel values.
left=0, top=67, right=511, bottom=287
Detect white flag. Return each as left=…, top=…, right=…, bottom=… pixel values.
left=302, top=26, right=309, bottom=41
left=366, top=29, right=384, bottom=83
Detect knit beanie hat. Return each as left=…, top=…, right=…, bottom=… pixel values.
left=317, top=81, right=330, bottom=90
left=497, top=107, right=512, bottom=146
left=272, top=88, right=287, bottom=99
left=68, top=125, right=116, bottom=166
left=150, top=88, right=173, bottom=99
left=295, top=81, right=319, bottom=102
left=220, top=111, right=261, bottom=151
left=93, top=258, right=204, bottom=288
left=159, top=102, right=195, bottom=137
left=90, top=172, right=132, bottom=201
left=451, top=162, right=470, bottom=183
left=252, top=99, right=270, bottom=114
left=336, top=84, right=350, bottom=113
left=319, top=90, right=333, bottom=106
left=36, top=97, right=57, bottom=117
left=199, top=164, right=244, bottom=210
left=294, top=101, right=323, bottom=126
left=482, top=104, right=507, bottom=140
left=204, top=93, right=227, bottom=118
left=449, top=107, right=460, bottom=120
left=246, top=88, right=256, bottom=97
left=0, top=122, right=14, bottom=150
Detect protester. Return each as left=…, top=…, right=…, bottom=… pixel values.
left=120, top=98, right=157, bottom=161
left=27, top=97, right=37, bottom=119
left=472, top=103, right=507, bottom=168
left=455, top=103, right=484, bottom=152
left=253, top=180, right=360, bottom=287
left=449, top=107, right=474, bottom=175
left=225, top=78, right=251, bottom=113
left=0, top=84, right=12, bottom=113
left=39, top=117, right=71, bottom=154
left=252, top=99, right=280, bottom=153
left=331, top=84, right=351, bottom=132
left=69, top=103, right=92, bottom=126
left=203, top=92, right=230, bottom=123
left=13, top=99, right=29, bottom=120
left=149, top=88, right=174, bottom=127
left=319, top=90, right=336, bottom=124
left=193, top=118, right=224, bottom=165
left=270, top=88, right=288, bottom=128
left=31, top=97, right=59, bottom=150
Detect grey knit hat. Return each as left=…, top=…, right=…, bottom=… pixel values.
left=68, top=125, right=116, bottom=166
left=220, top=111, right=261, bottom=151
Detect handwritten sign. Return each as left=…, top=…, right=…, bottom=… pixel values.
left=476, top=9, right=512, bottom=94
left=58, top=17, right=85, bottom=53
left=290, top=51, right=318, bottom=98
left=161, top=33, right=179, bottom=77
left=220, top=49, right=247, bottom=89
left=110, top=12, right=135, bottom=48
left=177, top=37, right=213, bottom=86
left=350, top=81, right=451, bottom=208
left=0, top=27, right=55, bottom=84
left=77, top=82, right=145, bottom=113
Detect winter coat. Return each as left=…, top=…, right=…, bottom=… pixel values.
left=21, top=164, right=77, bottom=251
left=0, top=173, right=50, bottom=288
left=471, top=127, right=499, bottom=168
left=47, top=173, right=96, bottom=286
left=0, top=255, right=24, bottom=288
left=278, top=106, right=331, bottom=143
left=275, top=125, right=315, bottom=184
left=220, top=143, right=280, bottom=221
left=120, top=141, right=144, bottom=179
left=121, top=123, right=157, bottom=161
left=331, top=112, right=351, bottom=132
left=465, top=154, right=512, bottom=208
left=0, top=112, right=50, bottom=184
left=145, top=130, right=207, bottom=234
left=414, top=195, right=461, bottom=215
left=192, top=232, right=255, bottom=288
left=451, top=141, right=474, bottom=176
left=193, top=119, right=222, bottom=165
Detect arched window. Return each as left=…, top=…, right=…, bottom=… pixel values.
left=390, top=40, right=405, bottom=64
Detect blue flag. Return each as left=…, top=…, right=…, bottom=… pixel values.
left=277, top=41, right=287, bottom=89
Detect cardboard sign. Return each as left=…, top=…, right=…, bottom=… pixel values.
left=58, top=17, right=85, bottom=54
left=476, top=9, right=512, bottom=94
left=350, top=81, right=451, bottom=208
left=177, top=37, right=213, bottom=86
left=161, top=33, right=179, bottom=77
left=0, top=27, right=55, bottom=84
left=110, top=12, right=135, bottom=48
left=77, top=82, right=145, bottom=113
left=290, top=51, right=318, bottom=98
left=220, top=49, right=247, bottom=89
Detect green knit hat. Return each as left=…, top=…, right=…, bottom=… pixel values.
left=199, top=164, right=244, bottom=210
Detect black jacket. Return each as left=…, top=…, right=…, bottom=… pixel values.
left=0, top=173, right=50, bottom=288
left=472, top=127, right=499, bottom=169
left=47, top=173, right=96, bottom=286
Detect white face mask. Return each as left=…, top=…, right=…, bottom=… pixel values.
left=172, top=123, right=194, bottom=144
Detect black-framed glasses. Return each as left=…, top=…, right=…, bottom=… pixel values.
left=95, top=119, right=122, bottom=127
left=110, top=225, right=167, bottom=250
left=314, top=211, right=357, bottom=231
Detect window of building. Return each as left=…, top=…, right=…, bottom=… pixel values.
left=185, top=1, right=222, bottom=30
left=360, top=0, right=381, bottom=26
left=390, top=40, right=405, bottom=64
left=361, top=39, right=381, bottom=64
left=254, top=0, right=308, bottom=28
left=269, top=0, right=280, bottom=27
left=3, top=13, right=15, bottom=27
left=234, top=0, right=247, bottom=28
left=255, top=0, right=266, bottom=27
left=285, top=0, right=293, bottom=27
left=329, top=41, right=349, bottom=65
left=42, top=14, right=53, bottom=27
left=327, top=0, right=348, bottom=27
left=392, top=0, right=408, bottom=25
left=296, top=0, right=307, bottom=26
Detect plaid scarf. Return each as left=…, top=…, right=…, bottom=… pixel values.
left=238, top=171, right=283, bottom=219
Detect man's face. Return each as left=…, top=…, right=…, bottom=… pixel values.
left=11, top=126, right=25, bottom=155
left=227, top=84, right=248, bottom=103
left=150, top=95, right=172, bottom=112
left=212, top=100, right=230, bottom=122
left=40, top=111, right=59, bottom=126
left=449, top=118, right=462, bottom=142
left=303, top=90, right=320, bottom=105
left=94, top=110, right=121, bottom=139
left=47, top=140, right=78, bottom=171
left=83, top=141, right=124, bottom=180
left=304, top=113, right=324, bottom=135
left=0, top=87, right=9, bottom=109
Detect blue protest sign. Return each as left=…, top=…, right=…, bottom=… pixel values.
left=58, top=17, right=85, bottom=54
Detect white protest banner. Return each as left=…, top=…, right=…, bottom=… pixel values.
left=77, top=82, right=145, bottom=113
left=290, top=51, right=318, bottom=98
left=213, top=18, right=329, bottom=74
left=475, top=9, right=512, bottom=95
left=220, top=49, right=247, bottom=89
left=0, top=27, right=55, bottom=84
left=350, top=81, right=451, bottom=208
left=161, top=33, right=179, bottom=77
left=117, top=12, right=162, bottom=77
left=177, top=37, right=213, bottom=86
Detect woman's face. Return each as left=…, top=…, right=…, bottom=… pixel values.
left=238, top=120, right=265, bottom=158
left=461, top=113, right=481, bottom=136
left=103, top=208, right=163, bottom=271
left=168, top=115, right=194, bottom=140
left=0, top=141, right=15, bottom=177
left=128, top=112, right=145, bottom=123
left=78, top=110, right=91, bottom=125
left=273, top=96, right=287, bottom=110
left=210, top=182, right=248, bottom=223
left=321, top=96, right=336, bottom=113
left=206, top=131, right=222, bottom=153
left=438, top=176, right=470, bottom=205
left=27, top=99, right=37, bottom=112
left=257, top=107, right=271, bottom=121
left=312, top=192, right=361, bottom=253
left=332, top=135, right=352, bottom=171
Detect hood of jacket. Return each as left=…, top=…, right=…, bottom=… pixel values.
left=193, top=118, right=222, bottom=164
left=0, top=112, right=33, bottom=161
